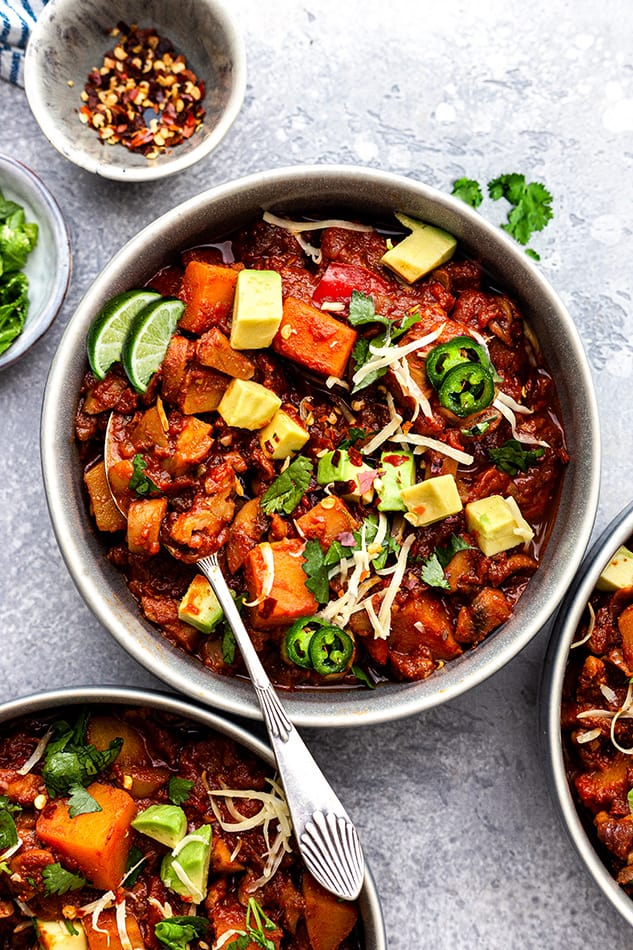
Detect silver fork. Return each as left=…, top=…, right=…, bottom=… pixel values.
left=197, top=553, right=365, bottom=901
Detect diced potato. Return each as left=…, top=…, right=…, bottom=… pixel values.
left=217, top=379, right=281, bottom=430
left=295, top=496, right=357, bottom=549
left=36, top=920, right=88, bottom=950
left=272, top=296, right=357, bottom=378
left=259, top=409, right=309, bottom=459
left=180, top=367, right=228, bottom=415
left=244, top=539, right=319, bottom=627
left=302, top=873, right=358, bottom=950
left=197, top=327, right=255, bottom=379
left=86, top=715, right=148, bottom=767
left=131, top=400, right=169, bottom=449
left=126, top=497, right=168, bottom=556
left=169, top=416, right=213, bottom=474
left=84, top=461, right=127, bottom=533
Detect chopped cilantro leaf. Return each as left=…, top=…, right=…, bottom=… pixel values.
left=123, top=845, right=146, bottom=886
left=222, top=625, right=237, bottom=665
left=155, top=915, right=208, bottom=950
left=347, top=291, right=390, bottom=328
left=42, top=711, right=123, bottom=798
left=129, top=454, right=160, bottom=497
left=42, top=863, right=87, bottom=896
left=67, top=783, right=101, bottom=817
left=302, top=539, right=331, bottom=604
left=168, top=776, right=195, bottom=805
left=260, top=456, right=313, bottom=516
left=0, top=192, right=38, bottom=356
left=488, top=174, right=553, bottom=247
left=451, top=177, right=484, bottom=208
left=488, top=173, right=528, bottom=205
left=352, top=664, right=376, bottom=689
left=338, top=427, right=367, bottom=450
left=420, top=552, right=451, bottom=590
left=0, top=810, right=18, bottom=852
left=488, top=439, right=545, bottom=476
left=351, top=312, right=421, bottom=393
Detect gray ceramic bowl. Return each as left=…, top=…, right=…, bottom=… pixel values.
left=41, top=164, right=601, bottom=727
left=0, top=154, right=71, bottom=370
left=541, top=500, right=633, bottom=929
left=0, top=684, right=386, bottom=948
left=24, top=0, right=246, bottom=182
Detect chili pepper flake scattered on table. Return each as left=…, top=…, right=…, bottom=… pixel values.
left=79, top=21, right=205, bottom=158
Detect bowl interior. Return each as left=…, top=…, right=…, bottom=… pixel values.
left=24, top=0, right=246, bottom=181
left=41, top=165, right=601, bottom=726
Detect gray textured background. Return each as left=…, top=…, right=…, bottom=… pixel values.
left=1, top=0, right=632, bottom=946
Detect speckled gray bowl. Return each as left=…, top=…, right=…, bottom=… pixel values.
left=0, top=154, right=71, bottom=370
left=0, top=684, right=386, bottom=948
left=24, top=0, right=246, bottom=182
left=41, top=164, right=601, bottom=727
left=541, top=500, right=633, bottom=929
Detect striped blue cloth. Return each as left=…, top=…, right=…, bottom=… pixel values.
left=0, top=0, right=47, bottom=86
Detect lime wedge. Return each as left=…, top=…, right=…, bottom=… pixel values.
left=122, top=297, right=185, bottom=393
left=86, top=289, right=162, bottom=380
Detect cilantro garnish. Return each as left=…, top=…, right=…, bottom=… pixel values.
left=260, top=456, right=313, bottom=516
left=347, top=291, right=390, bottom=329
left=450, top=177, right=483, bottom=208
left=352, top=664, right=376, bottom=689
left=302, top=539, right=332, bottom=604
left=225, top=899, right=277, bottom=950
left=168, top=776, right=195, bottom=806
left=420, top=535, right=473, bottom=590
left=0, top=807, right=18, bottom=852
left=352, top=312, right=421, bottom=393
left=0, top=190, right=38, bottom=356
left=155, top=915, right=209, bottom=950
left=338, top=427, right=367, bottom=450
left=42, top=863, right=87, bottom=896
left=41, top=711, right=123, bottom=801
left=128, top=454, right=160, bottom=497
left=488, top=438, right=545, bottom=477
left=123, top=845, right=146, bottom=886
left=67, top=784, right=101, bottom=818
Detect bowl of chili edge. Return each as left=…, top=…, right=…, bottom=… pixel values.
left=541, top=500, right=633, bottom=930
left=0, top=684, right=386, bottom=949
left=23, top=0, right=246, bottom=182
left=41, top=163, right=601, bottom=727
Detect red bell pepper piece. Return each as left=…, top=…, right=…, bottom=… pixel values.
left=312, top=262, right=391, bottom=306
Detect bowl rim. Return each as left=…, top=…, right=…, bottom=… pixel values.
left=41, top=162, right=602, bottom=727
left=0, top=683, right=386, bottom=949
left=0, top=153, right=71, bottom=370
left=23, top=0, right=247, bottom=182
left=540, top=499, right=633, bottom=929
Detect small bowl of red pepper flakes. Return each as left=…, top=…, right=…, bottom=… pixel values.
left=23, top=0, right=246, bottom=182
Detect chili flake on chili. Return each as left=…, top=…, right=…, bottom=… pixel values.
left=79, top=22, right=206, bottom=158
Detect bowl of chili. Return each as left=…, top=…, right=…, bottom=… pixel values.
left=542, top=500, right=633, bottom=929
left=23, top=0, right=246, bottom=182
left=41, top=164, right=601, bottom=726
left=0, top=685, right=385, bottom=948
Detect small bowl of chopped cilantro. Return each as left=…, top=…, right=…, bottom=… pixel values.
left=23, top=0, right=246, bottom=182
left=0, top=154, right=71, bottom=371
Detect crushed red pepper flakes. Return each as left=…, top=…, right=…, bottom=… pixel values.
left=79, top=21, right=206, bottom=158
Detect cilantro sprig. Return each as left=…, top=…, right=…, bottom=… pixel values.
left=350, top=292, right=421, bottom=392
left=260, top=456, right=313, bottom=516
left=488, top=439, right=545, bottom=477
left=0, top=796, right=20, bottom=852
left=155, top=915, right=209, bottom=950
left=42, top=863, right=87, bottom=896
left=225, top=899, right=277, bottom=950
left=420, top=535, right=473, bottom=590
left=128, top=454, right=160, bottom=497
left=168, top=776, right=194, bottom=805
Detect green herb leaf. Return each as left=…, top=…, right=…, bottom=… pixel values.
left=123, top=845, right=146, bottom=886
left=0, top=191, right=38, bottom=356
left=420, top=552, right=451, bottom=590
left=488, top=438, right=545, bottom=476
left=155, top=915, right=209, bottom=950
left=42, top=863, right=87, bottom=896
left=338, top=427, right=367, bottom=450
left=65, top=921, right=80, bottom=937
left=168, top=776, right=195, bottom=806
left=0, top=810, right=18, bottom=852
left=351, top=664, right=376, bottom=689
left=347, top=291, right=390, bottom=328
left=351, top=312, right=421, bottom=393
left=222, top=625, right=237, bottom=664
left=488, top=175, right=553, bottom=248
left=302, top=539, right=331, bottom=604
left=261, top=456, right=313, bottom=516
left=488, top=173, right=527, bottom=205
left=451, top=177, right=484, bottom=208
left=67, top=783, right=101, bottom=818
left=436, top=534, right=473, bottom=569
left=627, top=788, right=633, bottom=817
left=42, top=712, right=123, bottom=798
left=128, top=454, right=160, bottom=497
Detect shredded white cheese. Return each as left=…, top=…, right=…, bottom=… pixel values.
left=115, top=900, right=135, bottom=950
left=352, top=324, right=444, bottom=391
left=374, top=534, right=415, bottom=639
left=80, top=890, right=115, bottom=935
left=361, top=393, right=403, bottom=455
left=262, top=211, right=374, bottom=235
left=493, top=396, right=549, bottom=447
left=170, top=858, right=204, bottom=903
left=495, top=390, right=533, bottom=416
left=576, top=728, right=602, bottom=744
left=391, top=431, right=474, bottom=467
left=325, top=375, right=350, bottom=389
left=16, top=727, right=53, bottom=775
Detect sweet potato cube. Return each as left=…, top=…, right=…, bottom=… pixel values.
left=244, top=539, right=319, bottom=627
left=179, top=261, right=240, bottom=334
left=180, top=367, right=228, bottom=415
left=83, top=909, right=144, bottom=949
left=131, top=400, right=169, bottom=449
left=197, top=327, right=255, bottom=379
left=36, top=782, right=137, bottom=891
left=295, top=496, right=357, bottom=549
left=84, top=461, right=127, bottom=533
left=272, top=296, right=357, bottom=378
left=619, top=604, right=633, bottom=668
left=126, top=497, right=168, bottom=556
left=161, top=334, right=192, bottom=403
left=302, top=873, right=358, bottom=950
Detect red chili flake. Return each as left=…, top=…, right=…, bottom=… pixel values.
left=79, top=22, right=206, bottom=158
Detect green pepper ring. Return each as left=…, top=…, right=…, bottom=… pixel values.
left=308, top=625, right=355, bottom=676
left=425, top=335, right=491, bottom=390
left=284, top=618, right=316, bottom=669
left=438, top=362, right=495, bottom=418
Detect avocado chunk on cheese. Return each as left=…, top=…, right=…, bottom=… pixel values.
left=465, top=494, right=534, bottom=557
left=230, top=269, right=283, bottom=349
left=217, top=378, right=281, bottom=430
left=381, top=212, right=457, bottom=284
left=36, top=921, right=88, bottom=950
left=259, top=409, right=309, bottom=460
left=375, top=451, right=416, bottom=511
left=131, top=803, right=187, bottom=849
left=596, top=545, right=633, bottom=591
left=178, top=574, right=223, bottom=634
left=161, top=823, right=212, bottom=903
left=317, top=449, right=375, bottom=502
left=401, top=474, right=463, bottom=526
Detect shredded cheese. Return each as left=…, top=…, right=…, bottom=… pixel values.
left=170, top=858, right=204, bottom=903
left=80, top=890, right=115, bottom=935
left=325, top=375, right=350, bottom=389
left=115, top=900, right=135, bottom=950
left=493, top=396, right=550, bottom=447
left=390, top=356, right=432, bottom=420
left=262, top=211, right=374, bottom=235
left=391, top=431, right=474, bottom=467
left=576, top=728, right=602, bottom=744
left=361, top=394, right=403, bottom=455
left=495, top=390, right=533, bottom=416
left=374, top=534, right=415, bottom=639
left=352, top=324, right=444, bottom=391
left=570, top=602, right=596, bottom=650
left=16, top=727, right=53, bottom=775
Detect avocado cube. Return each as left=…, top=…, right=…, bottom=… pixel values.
left=400, top=474, right=463, bottom=526
left=316, top=449, right=375, bottom=502
left=465, top=494, right=534, bottom=557
left=161, top=824, right=212, bottom=903
left=230, top=269, right=283, bottom=349
left=217, top=378, right=281, bottom=430
left=259, top=409, right=310, bottom=460
left=36, top=921, right=88, bottom=950
left=131, top=804, right=187, bottom=849
left=596, top=546, right=633, bottom=592
left=381, top=212, right=457, bottom=284
left=375, top=451, right=416, bottom=511
left=178, top=574, right=223, bottom=634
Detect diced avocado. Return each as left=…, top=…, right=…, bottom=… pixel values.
left=259, top=409, right=310, bottom=460
left=217, top=378, right=281, bottom=430
left=178, top=574, right=223, bottom=634
left=316, top=449, right=375, bottom=502
left=160, top=824, right=212, bottom=903
left=465, top=494, right=534, bottom=557
left=381, top=212, right=457, bottom=284
left=230, top=269, right=283, bottom=349
left=401, top=474, right=463, bottom=527
left=596, top=546, right=633, bottom=592
left=375, top=451, right=416, bottom=511
left=131, top=804, right=187, bottom=849
left=36, top=920, right=88, bottom=950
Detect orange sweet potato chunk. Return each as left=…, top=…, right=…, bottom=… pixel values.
left=244, top=539, right=319, bottom=628
left=295, top=497, right=357, bottom=549
left=272, top=296, right=357, bottom=378
left=36, top=782, right=137, bottom=891
left=179, top=260, right=240, bottom=334
left=83, top=909, right=144, bottom=949
left=302, top=873, right=358, bottom=950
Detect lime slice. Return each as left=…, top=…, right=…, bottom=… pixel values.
left=122, top=297, right=185, bottom=393
left=86, top=289, right=162, bottom=379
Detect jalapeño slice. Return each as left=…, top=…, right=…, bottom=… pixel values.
left=308, top=625, right=355, bottom=676
left=284, top=618, right=316, bottom=670
left=425, top=335, right=491, bottom=389
left=438, top=362, right=495, bottom=418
